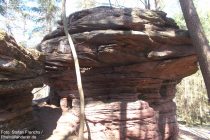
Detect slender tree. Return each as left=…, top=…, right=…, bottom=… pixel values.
left=154, top=0, right=162, bottom=10
left=179, top=0, right=210, bottom=102
left=144, top=0, right=150, bottom=9
left=62, top=0, right=85, bottom=139
left=140, top=0, right=163, bottom=10
left=108, top=0, right=112, bottom=7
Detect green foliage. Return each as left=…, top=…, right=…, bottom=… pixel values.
left=0, top=0, right=61, bottom=47
left=77, top=0, right=96, bottom=9
left=34, top=0, right=61, bottom=33
left=173, top=14, right=186, bottom=30
left=200, top=11, right=210, bottom=42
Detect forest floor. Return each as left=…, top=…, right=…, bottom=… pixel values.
left=178, top=124, right=210, bottom=140
left=32, top=103, right=210, bottom=140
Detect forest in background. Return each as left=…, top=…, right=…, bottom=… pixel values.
left=0, top=0, right=209, bottom=125
left=175, top=6, right=210, bottom=125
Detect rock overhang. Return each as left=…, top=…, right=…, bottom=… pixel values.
left=39, top=7, right=198, bottom=139
left=39, top=6, right=198, bottom=80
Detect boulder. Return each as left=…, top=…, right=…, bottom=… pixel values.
left=39, top=7, right=198, bottom=140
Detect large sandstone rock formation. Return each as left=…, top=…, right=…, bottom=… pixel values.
left=38, top=7, right=198, bottom=140
left=0, top=30, right=45, bottom=130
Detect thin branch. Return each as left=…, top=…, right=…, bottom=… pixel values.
left=139, top=0, right=145, bottom=5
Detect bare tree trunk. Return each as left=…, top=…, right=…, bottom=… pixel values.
left=179, top=0, right=210, bottom=102
left=108, top=0, right=112, bottom=7
left=144, top=0, right=150, bottom=10
left=147, top=0, right=150, bottom=9
left=62, top=0, right=85, bottom=139
left=154, top=0, right=158, bottom=9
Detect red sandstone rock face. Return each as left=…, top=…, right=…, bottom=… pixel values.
left=83, top=100, right=160, bottom=139
left=39, top=7, right=198, bottom=140
left=0, top=31, right=44, bottom=130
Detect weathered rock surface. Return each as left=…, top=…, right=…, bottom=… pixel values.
left=0, top=31, right=45, bottom=130
left=39, top=7, right=198, bottom=140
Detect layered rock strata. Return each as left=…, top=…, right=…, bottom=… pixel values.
left=0, top=31, right=44, bottom=131
left=39, top=7, right=198, bottom=140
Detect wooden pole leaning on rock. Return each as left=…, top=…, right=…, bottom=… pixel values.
left=179, top=0, right=210, bottom=102
left=61, top=0, right=85, bottom=140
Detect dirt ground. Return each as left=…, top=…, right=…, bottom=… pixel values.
left=33, top=104, right=62, bottom=140
left=178, top=124, right=210, bottom=140
left=178, top=130, right=209, bottom=140
left=33, top=104, right=210, bottom=140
